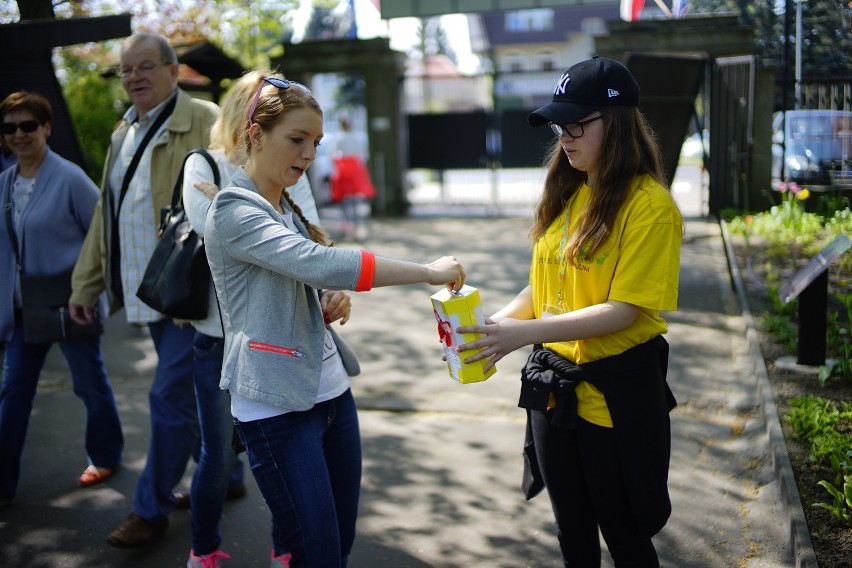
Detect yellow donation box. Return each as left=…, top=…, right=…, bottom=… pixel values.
left=430, top=285, right=496, bottom=384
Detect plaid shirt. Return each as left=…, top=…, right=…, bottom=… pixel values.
left=109, top=96, right=174, bottom=323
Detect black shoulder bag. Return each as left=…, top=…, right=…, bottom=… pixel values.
left=4, top=190, right=102, bottom=344
left=136, top=148, right=220, bottom=320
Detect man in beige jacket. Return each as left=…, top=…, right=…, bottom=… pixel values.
left=70, top=32, right=218, bottom=548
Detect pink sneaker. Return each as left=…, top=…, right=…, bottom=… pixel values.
left=187, top=549, right=232, bottom=568
left=269, top=550, right=292, bottom=568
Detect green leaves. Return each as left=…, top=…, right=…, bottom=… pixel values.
left=814, top=472, right=852, bottom=526
left=788, top=398, right=852, bottom=525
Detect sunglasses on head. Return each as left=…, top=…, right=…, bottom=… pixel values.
left=247, top=77, right=312, bottom=126
left=1, top=120, right=42, bottom=135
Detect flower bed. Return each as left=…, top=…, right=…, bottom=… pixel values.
left=724, top=183, right=852, bottom=566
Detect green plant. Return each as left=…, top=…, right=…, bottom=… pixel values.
left=56, top=45, right=126, bottom=179
left=787, top=396, right=834, bottom=440
left=820, top=293, right=852, bottom=385
left=817, top=192, right=851, bottom=220
left=824, top=209, right=852, bottom=272
left=748, top=183, right=824, bottom=245
left=786, top=396, right=852, bottom=465
left=813, top=452, right=852, bottom=526
left=825, top=207, right=852, bottom=239
left=760, top=284, right=798, bottom=350
left=761, top=313, right=799, bottom=351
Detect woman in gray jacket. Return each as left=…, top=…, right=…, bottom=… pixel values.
left=204, top=76, right=465, bottom=568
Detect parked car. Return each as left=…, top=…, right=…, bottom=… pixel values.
left=772, top=110, right=852, bottom=186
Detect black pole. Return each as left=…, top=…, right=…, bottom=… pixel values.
left=779, top=0, right=793, bottom=180
left=797, top=269, right=828, bottom=366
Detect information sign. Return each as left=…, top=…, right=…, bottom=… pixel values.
left=779, top=234, right=852, bottom=305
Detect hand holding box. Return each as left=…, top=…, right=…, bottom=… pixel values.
left=430, top=285, right=496, bottom=384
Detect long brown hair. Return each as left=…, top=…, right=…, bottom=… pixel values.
left=243, top=78, right=333, bottom=247
left=530, top=106, right=670, bottom=265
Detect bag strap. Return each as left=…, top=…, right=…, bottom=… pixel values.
left=169, top=148, right=220, bottom=211
left=105, top=95, right=178, bottom=304
left=4, top=188, right=21, bottom=272
left=160, top=148, right=220, bottom=236
left=115, top=94, right=177, bottom=214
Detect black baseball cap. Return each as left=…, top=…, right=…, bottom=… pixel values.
left=528, top=56, right=640, bottom=127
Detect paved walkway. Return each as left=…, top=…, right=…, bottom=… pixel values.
left=0, top=212, right=807, bottom=567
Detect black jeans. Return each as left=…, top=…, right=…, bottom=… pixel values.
left=530, top=411, right=659, bottom=567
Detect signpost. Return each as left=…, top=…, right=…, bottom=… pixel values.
left=778, top=234, right=852, bottom=366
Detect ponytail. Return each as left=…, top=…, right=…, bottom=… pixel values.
left=281, top=189, right=334, bottom=247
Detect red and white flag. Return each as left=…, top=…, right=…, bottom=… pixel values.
left=620, top=0, right=646, bottom=21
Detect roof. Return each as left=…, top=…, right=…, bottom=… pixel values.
left=173, top=41, right=245, bottom=86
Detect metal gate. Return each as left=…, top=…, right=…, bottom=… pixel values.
left=710, top=56, right=756, bottom=213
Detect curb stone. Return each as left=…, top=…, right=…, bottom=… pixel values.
left=719, top=219, right=818, bottom=567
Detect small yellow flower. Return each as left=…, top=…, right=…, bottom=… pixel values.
left=797, top=188, right=810, bottom=200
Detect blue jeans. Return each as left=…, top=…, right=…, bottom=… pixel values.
left=189, top=332, right=237, bottom=554
left=132, top=318, right=198, bottom=522
left=234, top=389, right=361, bottom=568
left=0, top=310, right=123, bottom=499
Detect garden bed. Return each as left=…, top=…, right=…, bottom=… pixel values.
left=726, top=230, right=852, bottom=567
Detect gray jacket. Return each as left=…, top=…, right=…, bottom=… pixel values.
left=205, top=167, right=374, bottom=411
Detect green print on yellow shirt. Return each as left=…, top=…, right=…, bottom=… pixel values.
left=529, top=177, right=682, bottom=427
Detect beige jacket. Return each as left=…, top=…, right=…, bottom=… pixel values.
left=71, top=89, right=219, bottom=311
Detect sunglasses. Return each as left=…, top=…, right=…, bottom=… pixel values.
left=247, top=77, right=312, bottom=126
left=1, top=120, right=42, bottom=135
left=549, top=115, right=603, bottom=139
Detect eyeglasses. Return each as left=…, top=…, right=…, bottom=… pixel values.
left=117, top=62, right=169, bottom=80
left=550, top=115, right=603, bottom=138
left=247, top=77, right=312, bottom=126
left=1, top=120, right=41, bottom=135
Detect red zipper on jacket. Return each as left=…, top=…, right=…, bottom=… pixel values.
left=248, top=341, right=305, bottom=358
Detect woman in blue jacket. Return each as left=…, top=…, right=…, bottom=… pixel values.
left=205, top=76, right=465, bottom=567
left=0, top=91, right=123, bottom=504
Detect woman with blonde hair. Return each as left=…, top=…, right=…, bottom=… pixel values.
left=205, top=75, right=464, bottom=567
left=181, top=70, right=322, bottom=567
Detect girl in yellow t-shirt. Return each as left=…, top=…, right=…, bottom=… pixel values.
left=457, top=57, right=682, bottom=567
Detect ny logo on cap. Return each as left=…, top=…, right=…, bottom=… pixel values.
left=554, top=72, right=571, bottom=96
left=607, top=89, right=620, bottom=98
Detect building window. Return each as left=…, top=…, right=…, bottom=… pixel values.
left=535, top=50, right=558, bottom=72
left=502, top=52, right=527, bottom=73
left=504, top=9, right=554, bottom=32
left=580, top=17, right=607, bottom=36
